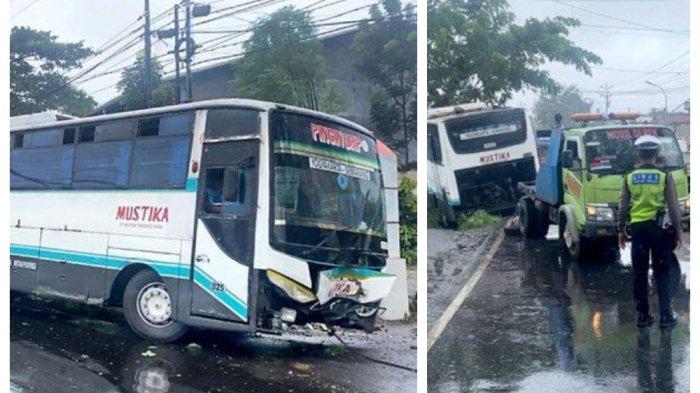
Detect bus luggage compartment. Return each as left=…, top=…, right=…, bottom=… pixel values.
left=454, top=156, right=536, bottom=212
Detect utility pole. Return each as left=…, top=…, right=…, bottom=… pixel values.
left=645, top=80, right=668, bottom=113
left=184, top=0, right=193, bottom=102
left=600, top=83, right=613, bottom=114
left=144, top=0, right=152, bottom=107
left=174, top=4, right=181, bottom=104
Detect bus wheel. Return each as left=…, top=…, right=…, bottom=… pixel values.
left=123, top=270, right=187, bottom=343
left=518, top=197, right=547, bottom=239
left=559, top=216, right=581, bottom=260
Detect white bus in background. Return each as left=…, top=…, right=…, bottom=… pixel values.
left=10, top=99, right=395, bottom=342
left=427, top=103, right=538, bottom=224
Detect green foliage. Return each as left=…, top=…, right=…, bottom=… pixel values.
left=458, top=209, right=501, bottom=230
left=10, top=26, right=96, bottom=116
left=428, top=0, right=601, bottom=107
left=427, top=205, right=441, bottom=228
left=533, top=85, right=593, bottom=130
left=235, top=6, right=342, bottom=112
left=117, top=51, right=175, bottom=111
left=398, top=176, right=417, bottom=265
left=353, top=0, right=417, bottom=163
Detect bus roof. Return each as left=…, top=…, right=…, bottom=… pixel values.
left=10, top=99, right=375, bottom=137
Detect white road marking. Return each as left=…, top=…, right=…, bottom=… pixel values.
left=427, top=230, right=505, bottom=351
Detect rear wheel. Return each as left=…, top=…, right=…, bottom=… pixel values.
left=518, top=197, right=548, bottom=238
left=123, top=269, right=188, bottom=342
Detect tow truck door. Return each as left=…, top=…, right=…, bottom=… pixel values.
left=562, top=137, right=585, bottom=209
left=190, top=141, right=258, bottom=323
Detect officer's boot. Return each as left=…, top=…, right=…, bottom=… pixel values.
left=659, top=311, right=677, bottom=330
left=637, top=313, right=656, bottom=328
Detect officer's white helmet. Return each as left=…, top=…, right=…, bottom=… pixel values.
left=634, top=135, right=661, bottom=150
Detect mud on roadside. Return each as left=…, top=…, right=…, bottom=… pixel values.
left=427, top=223, right=502, bottom=330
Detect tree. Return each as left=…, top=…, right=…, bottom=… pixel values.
left=10, top=26, right=96, bottom=116
left=353, top=0, right=417, bottom=164
left=117, top=51, right=175, bottom=111
left=532, top=85, right=593, bottom=130
left=428, top=0, right=602, bottom=107
left=234, top=6, right=342, bottom=113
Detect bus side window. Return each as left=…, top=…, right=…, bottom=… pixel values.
left=428, top=124, right=442, bottom=164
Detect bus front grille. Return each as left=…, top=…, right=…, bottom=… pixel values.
left=454, top=156, right=536, bottom=212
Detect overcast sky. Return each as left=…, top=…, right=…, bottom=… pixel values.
left=11, top=0, right=416, bottom=105
left=11, top=0, right=688, bottom=114
left=507, top=0, right=690, bottom=115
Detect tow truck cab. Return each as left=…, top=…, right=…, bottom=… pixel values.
left=519, top=112, right=689, bottom=259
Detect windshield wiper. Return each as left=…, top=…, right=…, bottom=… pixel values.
left=302, top=225, right=352, bottom=255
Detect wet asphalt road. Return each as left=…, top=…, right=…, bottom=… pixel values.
left=11, top=296, right=416, bottom=393
left=428, top=230, right=690, bottom=392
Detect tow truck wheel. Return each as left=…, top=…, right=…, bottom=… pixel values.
left=123, top=269, right=188, bottom=343
left=559, top=216, right=582, bottom=260
left=518, top=197, right=547, bottom=239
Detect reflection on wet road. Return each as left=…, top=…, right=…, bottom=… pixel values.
left=428, top=234, right=690, bottom=392
left=11, top=296, right=416, bottom=393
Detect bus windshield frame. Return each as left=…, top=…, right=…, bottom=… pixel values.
left=268, top=110, right=387, bottom=265
left=444, top=108, right=528, bottom=154
left=583, top=127, right=685, bottom=175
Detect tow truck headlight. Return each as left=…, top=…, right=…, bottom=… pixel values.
left=679, top=197, right=690, bottom=215
left=585, top=204, right=615, bottom=221
left=266, top=270, right=317, bottom=304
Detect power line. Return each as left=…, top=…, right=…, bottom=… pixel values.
left=553, top=0, right=689, bottom=35
left=11, top=0, right=40, bottom=19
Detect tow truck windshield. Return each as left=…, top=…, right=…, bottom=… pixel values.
left=584, top=127, right=684, bottom=175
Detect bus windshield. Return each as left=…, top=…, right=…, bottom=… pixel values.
left=270, top=111, right=386, bottom=261
left=584, top=127, right=685, bottom=175
left=444, top=108, right=527, bottom=154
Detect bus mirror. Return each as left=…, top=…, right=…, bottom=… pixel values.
left=561, top=150, right=573, bottom=168
left=223, top=169, right=239, bottom=202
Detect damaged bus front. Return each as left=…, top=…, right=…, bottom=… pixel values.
left=263, top=110, right=394, bottom=332
left=428, top=104, right=538, bottom=223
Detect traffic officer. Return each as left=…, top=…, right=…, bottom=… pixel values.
left=618, top=135, right=682, bottom=329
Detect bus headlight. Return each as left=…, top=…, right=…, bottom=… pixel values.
left=585, top=204, right=615, bottom=222
left=266, top=270, right=317, bottom=304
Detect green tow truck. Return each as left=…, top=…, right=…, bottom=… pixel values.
left=516, top=113, right=690, bottom=260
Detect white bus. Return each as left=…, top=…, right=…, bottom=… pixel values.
left=427, top=103, right=538, bottom=223
left=10, top=99, right=395, bottom=342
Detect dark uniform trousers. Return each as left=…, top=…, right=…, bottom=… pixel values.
left=629, top=220, right=681, bottom=317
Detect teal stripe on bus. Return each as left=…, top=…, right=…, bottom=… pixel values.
left=193, top=270, right=248, bottom=320
left=10, top=243, right=247, bottom=319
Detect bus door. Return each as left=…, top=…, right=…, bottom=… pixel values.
left=191, top=141, right=259, bottom=323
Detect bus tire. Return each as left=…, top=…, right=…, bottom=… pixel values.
left=123, top=269, right=188, bottom=343
left=518, top=197, right=547, bottom=239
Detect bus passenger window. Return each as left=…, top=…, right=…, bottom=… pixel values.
left=79, top=126, right=95, bottom=142
left=63, top=128, right=76, bottom=144
left=13, top=133, right=24, bottom=149
left=428, top=124, right=442, bottom=164
left=138, top=118, right=160, bottom=137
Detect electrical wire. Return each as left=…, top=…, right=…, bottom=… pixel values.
left=553, top=0, right=689, bottom=35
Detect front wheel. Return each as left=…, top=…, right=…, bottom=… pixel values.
left=559, top=216, right=582, bottom=260
left=123, top=269, right=188, bottom=342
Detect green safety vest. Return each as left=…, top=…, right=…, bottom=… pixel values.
left=626, top=168, right=666, bottom=224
